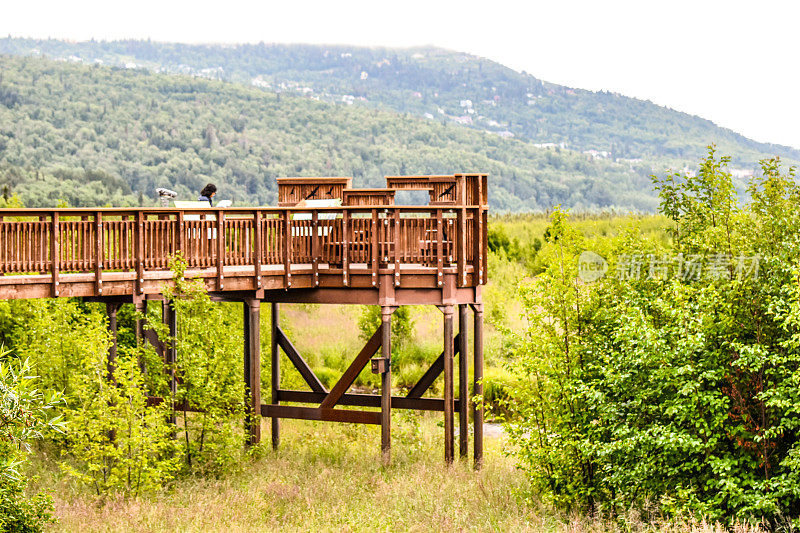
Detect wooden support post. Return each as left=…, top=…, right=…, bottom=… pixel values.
left=458, top=304, right=469, bottom=459
left=105, top=301, right=120, bottom=442
left=106, top=302, right=119, bottom=382
left=472, top=304, right=484, bottom=470
left=443, top=305, right=454, bottom=464
left=163, top=299, right=177, bottom=425
left=243, top=299, right=261, bottom=446
left=135, top=300, right=147, bottom=373
left=380, top=306, right=392, bottom=465
left=271, top=302, right=280, bottom=449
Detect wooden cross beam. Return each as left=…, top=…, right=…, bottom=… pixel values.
left=275, top=326, right=328, bottom=394
left=406, top=333, right=460, bottom=399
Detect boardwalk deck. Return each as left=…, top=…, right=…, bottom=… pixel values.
left=0, top=174, right=487, bottom=466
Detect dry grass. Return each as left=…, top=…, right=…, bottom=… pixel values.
left=37, top=415, right=753, bottom=533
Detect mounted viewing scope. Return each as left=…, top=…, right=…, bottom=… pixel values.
left=156, top=187, right=178, bottom=207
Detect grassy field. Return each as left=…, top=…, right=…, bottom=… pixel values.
left=32, top=417, right=744, bottom=532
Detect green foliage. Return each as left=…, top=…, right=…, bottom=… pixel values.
left=11, top=299, right=111, bottom=399
left=0, top=355, right=63, bottom=532
left=60, top=351, right=178, bottom=496
left=505, top=149, right=800, bottom=525
left=358, top=306, right=415, bottom=350
left=159, top=253, right=247, bottom=476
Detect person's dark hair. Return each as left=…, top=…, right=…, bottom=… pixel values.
left=200, top=183, right=217, bottom=198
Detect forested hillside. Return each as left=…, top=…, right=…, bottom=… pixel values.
left=2, top=37, right=797, bottom=168
left=0, top=55, right=656, bottom=210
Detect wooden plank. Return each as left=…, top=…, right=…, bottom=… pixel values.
left=406, top=332, right=460, bottom=399
left=320, top=327, right=382, bottom=409
left=277, top=390, right=462, bottom=411
left=261, top=404, right=381, bottom=425
left=276, top=326, right=328, bottom=394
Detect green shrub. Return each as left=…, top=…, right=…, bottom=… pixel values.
left=505, top=150, right=800, bottom=526
left=0, top=355, right=63, bottom=531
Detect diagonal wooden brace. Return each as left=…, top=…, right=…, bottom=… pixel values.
left=406, top=332, right=460, bottom=399
left=276, top=327, right=328, bottom=394
left=320, top=327, right=382, bottom=409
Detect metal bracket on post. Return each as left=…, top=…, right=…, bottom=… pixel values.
left=371, top=357, right=389, bottom=374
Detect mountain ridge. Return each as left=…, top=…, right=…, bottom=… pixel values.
left=2, top=37, right=796, bottom=165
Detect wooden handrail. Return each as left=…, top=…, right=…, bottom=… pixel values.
left=0, top=206, right=487, bottom=294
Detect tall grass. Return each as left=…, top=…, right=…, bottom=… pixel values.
left=35, top=416, right=753, bottom=532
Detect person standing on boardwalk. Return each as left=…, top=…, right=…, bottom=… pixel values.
left=198, top=183, right=217, bottom=206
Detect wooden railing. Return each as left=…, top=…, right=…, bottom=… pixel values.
left=0, top=206, right=487, bottom=295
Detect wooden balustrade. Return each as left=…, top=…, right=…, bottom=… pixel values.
left=0, top=206, right=486, bottom=299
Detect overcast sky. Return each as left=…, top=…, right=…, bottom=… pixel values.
left=4, top=0, right=799, bottom=149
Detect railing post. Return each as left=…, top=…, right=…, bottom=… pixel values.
left=177, top=211, right=185, bottom=257
left=370, top=209, right=378, bottom=287
left=135, top=211, right=144, bottom=297
left=216, top=209, right=224, bottom=291
left=311, top=210, right=319, bottom=287
left=50, top=211, right=60, bottom=297
left=283, top=210, right=291, bottom=289
left=253, top=210, right=262, bottom=289
left=472, top=207, right=481, bottom=286
left=436, top=209, right=443, bottom=286
left=457, top=208, right=466, bottom=286
left=95, top=211, right=103, bottom=296
left=342, top=209, right=350, bottom=286
left=393, top=209, right=400, bottom=287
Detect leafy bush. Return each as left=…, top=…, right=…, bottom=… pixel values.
left=505, top=149, right=800, bottom=526
left=0, top=355, right=63, bottom=532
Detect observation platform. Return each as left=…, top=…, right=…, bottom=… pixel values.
left=0, top=174, right=488, bottom=467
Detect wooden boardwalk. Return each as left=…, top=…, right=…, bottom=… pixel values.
left=0, top=174, right=487, bottom=466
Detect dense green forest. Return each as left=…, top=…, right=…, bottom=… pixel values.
left=0, top=54, right=661, bottom=211
left=1, top=37, right=797, bottom=168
